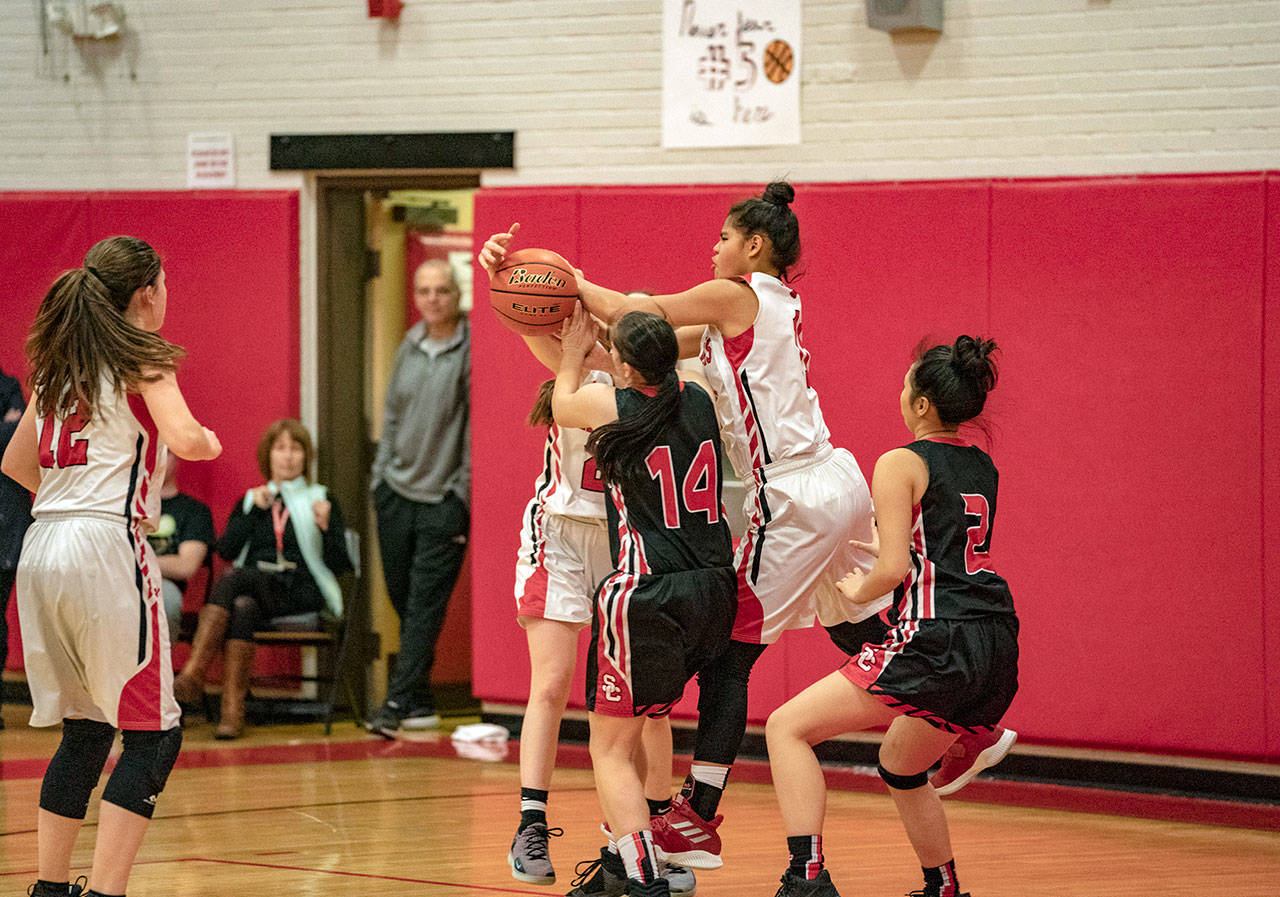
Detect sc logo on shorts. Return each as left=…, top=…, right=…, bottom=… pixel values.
left=601, top=674, right=623, bottom=702
left=857, top=645, right=876, bottom=672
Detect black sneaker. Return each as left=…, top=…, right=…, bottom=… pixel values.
left=364, top=701, right=405, bottom=739
left=627, top=880, right=670, bottom=897
left=774, top=869, right=842, bottom=897
left=28, top=877, right=87, bottom=897
left=567, top=847, right=627, bottom=897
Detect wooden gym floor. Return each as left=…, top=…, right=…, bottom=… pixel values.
left=0, top=705, right=1276, bottom=896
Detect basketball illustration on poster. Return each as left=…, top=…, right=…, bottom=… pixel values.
left=662, top=0, right=801, bottom=148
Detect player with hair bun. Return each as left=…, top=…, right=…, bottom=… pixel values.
left=483, top=181, right=883, bottom=868
left=765, top=336, right=1019, bottom=897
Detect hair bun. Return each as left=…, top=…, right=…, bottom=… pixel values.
left=762, top=181, right=795, bottom=207
left=951, top=336, right=998, bottom=391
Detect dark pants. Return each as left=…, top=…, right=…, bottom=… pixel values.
left=691, top=615, right=891, bottom=766
left=373, top=484, right=468, bottom=709
left=209, top=567, right=324, bottom=641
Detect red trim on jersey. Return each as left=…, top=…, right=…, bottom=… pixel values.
left=609, top=482, right=651, bottom=575
left=899, top=505, right=936, bottom=620
left=117, top=525, right=166, bottom=729
left=594, top=571, right=637, bottom=716
left=125, top=393, right=160, bottom=523
left=721, top=326, right=770, bottom=470
left=730, top=487, right=767, bottom=642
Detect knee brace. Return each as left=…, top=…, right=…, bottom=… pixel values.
left=101, top=727, right=182, bottom=818
left=40, top=718, right=116, bottom=819
left=878, top=763, right=929, bottom=791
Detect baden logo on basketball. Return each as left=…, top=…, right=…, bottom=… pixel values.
left=507, top=267, right=568, bottom=291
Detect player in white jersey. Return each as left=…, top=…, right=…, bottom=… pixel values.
left=2, top=236, right=221, bottom=897
left=481, top=182, right=882, bottom=868
left=506, top=336, right=694, bottom=896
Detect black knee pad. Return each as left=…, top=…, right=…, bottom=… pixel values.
left=101, top=727, right=182, bottom=818
left=40, top=718, right=116, bottom=819
left=878, top=763, right=929, bottom=790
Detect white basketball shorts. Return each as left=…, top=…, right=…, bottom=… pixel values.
left=732, top=446, right=891, bottom=644
left=514, top=505, right=612, bottom=627
left=17, top=513, right=180, bottom=730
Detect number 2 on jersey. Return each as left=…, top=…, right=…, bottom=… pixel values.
left=646, top=440, right=720, bottom=529
left=38, top=411, right=90, bottom=469
left=961, top=493, right=995, bottom=575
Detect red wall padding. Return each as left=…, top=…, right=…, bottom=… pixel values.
left=1, top=191, right=299, bottom=671
left=470, top=173, right=1279, bottom=762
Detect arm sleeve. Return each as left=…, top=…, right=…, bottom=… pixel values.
left=215, top=500, right=258, bottom=561
left=370, top=344, right=408, bottom=490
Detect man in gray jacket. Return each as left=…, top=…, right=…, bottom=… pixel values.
left=366, top=259, right=470, bottom=737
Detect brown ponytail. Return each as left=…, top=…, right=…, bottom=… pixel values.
left=27, top=236, right=184, bottom=421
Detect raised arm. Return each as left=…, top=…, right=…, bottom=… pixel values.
left=577, top=277, right=757, bottom=336
left=551, top=306, right=619, bottom=431
left=137, top=372, right=221, bottom=461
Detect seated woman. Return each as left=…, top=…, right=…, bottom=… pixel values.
left=173, top=418, right=352, bottom=739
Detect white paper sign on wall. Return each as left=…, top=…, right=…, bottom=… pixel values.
left=662, top=0, right=801, bottom=149
left=187, top=132, right=236, bottom=189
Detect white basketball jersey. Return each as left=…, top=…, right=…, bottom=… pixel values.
left=698, top=272, right=831, bottom=478
left=536, top=370, right=610, bottom=520
left=31, top=375, right=166, bottom=530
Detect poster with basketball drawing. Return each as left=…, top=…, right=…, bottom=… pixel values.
left=662, top=0, right=800, bottom=148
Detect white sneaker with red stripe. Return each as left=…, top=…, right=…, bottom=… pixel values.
left=650, top=794, right=723, bottom=869
left=930, top=726, right=1017, bottom=796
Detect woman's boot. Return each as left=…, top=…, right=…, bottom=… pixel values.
left=214, top=638, right=255, bottom=740
left=173, top=604, right=229, bottom=705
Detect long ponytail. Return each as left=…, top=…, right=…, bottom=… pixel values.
left=586, top=312, right=681, bottom=487
left=27, top=236, right=184, bottom=421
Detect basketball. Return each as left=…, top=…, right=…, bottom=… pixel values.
left=489, top=248, right=578, bottom=336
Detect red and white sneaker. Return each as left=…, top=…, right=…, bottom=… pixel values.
left=650, top=794, right=723, bottom=869
left=930, top=726, right=1017, bottom=796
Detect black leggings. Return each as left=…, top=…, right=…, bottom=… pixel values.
left=691, top=616, right=891, bottom=766
left=208, top=568, right=321, bottom=640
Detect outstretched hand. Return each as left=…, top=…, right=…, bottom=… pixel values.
left=836, top=568, right=868, bottom=601
left=478, top=222, right=520, bottom=276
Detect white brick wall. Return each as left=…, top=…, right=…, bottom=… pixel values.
left=2, top=0, right=1277, bottom=190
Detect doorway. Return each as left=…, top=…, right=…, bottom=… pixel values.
left=313, top=174, right=479, bottom=719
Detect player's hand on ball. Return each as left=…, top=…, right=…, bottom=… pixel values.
left=836, top=569, right=867, bottom=601
left=560, top=303, right=597, bottom=357
left=478, top=221, right=520, bottom=275
left=312, top=499, right=331, bottom=531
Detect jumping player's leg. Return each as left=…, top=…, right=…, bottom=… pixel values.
left=519, top=617, right=580, bottom=804
left=37, top=718, right=116, bottom=887
left=507, top=617, right=576, bottom=883
left=684, top=639, right=767, bottom=818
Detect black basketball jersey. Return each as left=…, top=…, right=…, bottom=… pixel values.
left=894, top=438, right=1015, bottom=622
left=604, top=381, right=733, bottom=576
